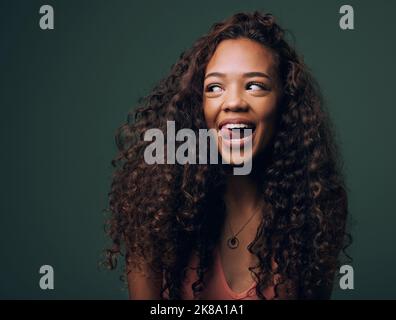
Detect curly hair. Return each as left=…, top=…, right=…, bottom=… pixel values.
left=105, top=11, right=351, bottom=300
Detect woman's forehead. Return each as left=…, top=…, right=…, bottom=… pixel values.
left=205, top=38, right=277, bottom=78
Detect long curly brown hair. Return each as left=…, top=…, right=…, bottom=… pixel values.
left=105, top=11, right=351, bottom=300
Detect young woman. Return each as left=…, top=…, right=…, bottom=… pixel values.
left=105, top=11, right=350, bottom=300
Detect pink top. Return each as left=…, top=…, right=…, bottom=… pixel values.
left=171, top=247, right=275, bottom=300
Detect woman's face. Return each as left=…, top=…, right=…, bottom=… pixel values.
left=203, top=38, right=281, bottom=165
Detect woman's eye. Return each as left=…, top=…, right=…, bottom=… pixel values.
left=206, top=84, right=223, bottom=93
left=247, top=82, right=270, bottom=91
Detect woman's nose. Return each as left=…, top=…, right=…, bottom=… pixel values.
left=221, top=88, right=249, bottom=112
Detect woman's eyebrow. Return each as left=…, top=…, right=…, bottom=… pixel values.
left=204, top=71, right=272, bottom=80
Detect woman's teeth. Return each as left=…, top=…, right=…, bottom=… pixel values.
left=219, top=124, right=255, bottom=141
left=223, top=123, right=252, bottom=130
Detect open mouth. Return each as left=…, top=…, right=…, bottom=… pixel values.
left=219, top=123, right=256, bottom=140
left=218, top=122, right=256, bottom=148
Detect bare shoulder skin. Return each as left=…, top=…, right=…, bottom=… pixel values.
left=126, top=259, right=163, bottom=300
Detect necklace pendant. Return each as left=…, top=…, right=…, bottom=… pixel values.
left=227, top=236, right=239, bottom=249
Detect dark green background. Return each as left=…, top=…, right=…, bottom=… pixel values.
left=0, top=0, right=395, bottom=299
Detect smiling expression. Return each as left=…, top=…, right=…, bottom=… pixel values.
left=203, top=38, right=281, bottom=165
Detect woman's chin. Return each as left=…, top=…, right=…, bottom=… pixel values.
left=219, top=149, right=255, bottom=166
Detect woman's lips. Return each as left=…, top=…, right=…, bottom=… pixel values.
left=218, top=127, right=255, bottom=148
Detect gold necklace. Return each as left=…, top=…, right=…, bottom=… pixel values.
left=226, top=208, right=260, bottom=249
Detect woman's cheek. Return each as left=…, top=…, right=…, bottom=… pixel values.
left=256, top=122, right=274, bottom=150
left=203, top=103, right=218, bottom=129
